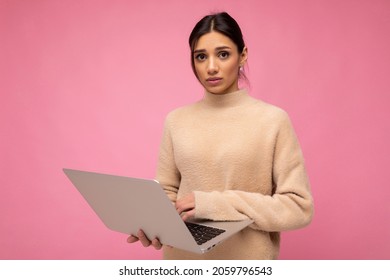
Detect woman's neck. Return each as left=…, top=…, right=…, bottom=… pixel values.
left=202, top=88, right=251, bottom=108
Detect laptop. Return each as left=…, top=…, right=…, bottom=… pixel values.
left=63, top=168, right=253, bottom=254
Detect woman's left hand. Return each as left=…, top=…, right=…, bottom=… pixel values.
left=175, top=193, right=195, bottom=221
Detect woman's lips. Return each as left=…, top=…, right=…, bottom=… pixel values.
left=206, top=77, right=222, bottom=85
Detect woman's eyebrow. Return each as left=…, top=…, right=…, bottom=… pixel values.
left=215, top=46, right=231, bottom=51
left=193, top=46, right=231, bottom=53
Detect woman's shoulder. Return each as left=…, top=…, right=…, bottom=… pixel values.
left=166, top=100, right=203, bottom=118
left=252, top=98, right=290, bottom=122
left=163, top=101, right=201, bottom=125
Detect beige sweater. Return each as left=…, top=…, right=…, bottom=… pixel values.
left=156, top=89, right=313, bottom=259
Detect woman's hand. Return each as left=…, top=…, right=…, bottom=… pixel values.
left=127, top=229, right=162, bottom=250
left=175, top=193, right=195, bottom=221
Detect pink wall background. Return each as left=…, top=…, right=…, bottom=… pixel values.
left=1, top=0, right=389, bottom=260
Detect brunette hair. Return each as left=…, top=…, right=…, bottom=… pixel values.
left=188, top=12, right=247, bottom=81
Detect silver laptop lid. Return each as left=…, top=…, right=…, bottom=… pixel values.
left=63, top=168, right=253, bottom=254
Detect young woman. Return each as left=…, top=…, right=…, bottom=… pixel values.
left=128, top=12, right=313, bottom=260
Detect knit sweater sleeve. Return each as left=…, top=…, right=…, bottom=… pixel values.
left=194, top=112, right=314, bottom=232
left=155, top=116, right=181, bottom=203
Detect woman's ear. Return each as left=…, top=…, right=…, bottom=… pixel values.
left=240, top=46, right=248, bottom=67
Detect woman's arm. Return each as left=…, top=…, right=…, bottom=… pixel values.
left=179, top=113, right=314, bottom=232
left=155, top=117, right=181, bottom=203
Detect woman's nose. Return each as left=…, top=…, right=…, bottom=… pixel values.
left=207, top=57, right=218, bottom=74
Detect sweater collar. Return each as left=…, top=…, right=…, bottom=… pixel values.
left=202, top=88, right=251, bottom=108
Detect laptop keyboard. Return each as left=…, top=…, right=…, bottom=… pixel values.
left=185, top=222, right=226, bottom=245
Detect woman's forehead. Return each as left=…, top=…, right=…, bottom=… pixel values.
left=194, top=31, right=237, bottom=52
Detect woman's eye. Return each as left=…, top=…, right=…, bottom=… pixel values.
left=195, top=53, right=207, bottom=61
left=219, top=51, right=230, bottom=59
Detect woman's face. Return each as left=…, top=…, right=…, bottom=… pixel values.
left=193, top=31, right=247, bottom=95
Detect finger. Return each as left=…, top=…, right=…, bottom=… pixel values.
left=151, top=238, right=163, bottom=250
left=176, top=196, right=195, bottom=214
left=138, top=230, right=152, bottom=247
left=176, top=202, right=195, bottom=214
left=181, top=209, right=196, bottom=221
left=176, top=204, right=193, bottom=215
left=127, top=235, right=139, bottom=243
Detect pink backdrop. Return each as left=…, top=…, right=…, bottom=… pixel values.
left=1, top=0, right=389, bottom=259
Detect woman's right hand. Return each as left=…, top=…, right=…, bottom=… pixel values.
left=127, top=229, right=163, bottom=250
